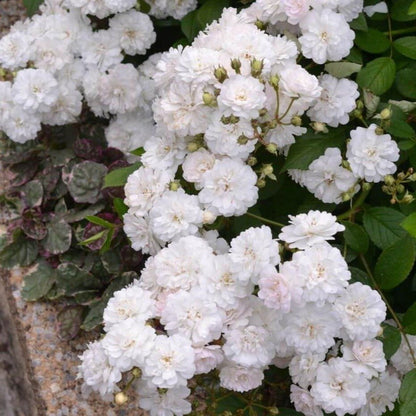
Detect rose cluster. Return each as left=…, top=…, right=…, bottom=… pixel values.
left=0, top=0, right=157, bottom=143
left=79, top=210, right=402, bottom=416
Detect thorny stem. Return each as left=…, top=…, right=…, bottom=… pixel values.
left=359, top=254, right=416, bottom=367
left=245, top=212, right=285, bottom=228
left=337, top=185, right=372, bottom=220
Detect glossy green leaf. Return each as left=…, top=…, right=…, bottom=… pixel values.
left=394, top=37, right=416, bottom=60
left=342, top=221, right=369, bottom=253
left=282, top=128, right=346, bottom=172
left=403, top=302, right=416, bottom=334
left=409, top=0, right=416, bottom=15
left=380, top=324, right=402, bottom=359
left=357, top=57, right=396, bottom=96
left=324, top=62, right=362, bottom=78
left=399, top=369, right=416, bottom=416
left=374, top=234, right=415, bottom=290
left=181, top=9, right=201, bottom=42
left=196, top=0, right=230, bottom=30
left=392, top=0, right=416, bottom=21
left=396, top=68, right=416, bottom=100
left=0, top=235, right=38, bottom=269
left=56, top=263, right=101, bottom=296
left=355, top=29, right=390, bottom=54
left=23, top=0, right=43, bottom=16
left=113, top=198, right=128, bottom=219
left=402, top=213, right=416, bottom=237
left=349, top=12, right=368, bottom=31
left=363, top=207, right=407, bottom=249
left=85, top=215, right=115, bottom=229
left=103, top=162, right=141, bottom=188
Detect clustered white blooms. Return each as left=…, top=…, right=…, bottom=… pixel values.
left=0, top=0, right=157, bottom=144
left=79, top=210, right=400, bottom=416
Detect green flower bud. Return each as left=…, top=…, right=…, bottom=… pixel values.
left=380, top=108, right=391, bottom=120
left=270, top=74, right=279, bottom=89
left=268, top=408, right=280, bottom=415
left=237, top=135, right=249, bottom=145
left=257, top=178, right=266, bottom=188
left=231, top=58, right=242, bottom=73
left=375, top=126, right=384, bottom=135
left=169, top=181, right=180, bottom=191
left=247, top=156, right=257, bottom=166
left=311, top=121, right=328, bottom=133
left=251, top=58, right=264, bottom=77
left=402, top=192, right=415, bottom=204
left=384, top=175, right=395, bottom=186
left=214, top=66, right=228, bottom=83
left=255, top=19, right=267, bottom=31
left=262, top=164, right=274, bottom=176
left=266, top=143, right=278, bottom=155
left=291, top=115, right=302, bottom=126
left=202, top=92, right=217, bottom=107
left=187, top=142, right=199, bottom=152
left=397, top=184, right=405, bottom=194
left=362, top=182, right=372, bottom=192
left=131, top=367, right=142, bottom=378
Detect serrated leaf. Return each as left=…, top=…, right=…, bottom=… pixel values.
left=357, top=57, right=396, bottom=96
left=282, top=128, right=347, bottom=172
left=57, top=306, right=84, bottom=341
left=380, top=324, right=401, bottom=359
left=375, top=234, right=415, bottom=290
left=0, top=235, right=38, bottom=269
left=21, top=260, right=56, bottom=301
left=67, top=161, right=107, bottom=204
left=355, top=29, right=390, bottom=54
left=103, top=162, right=141, bottom=188
left=363, top=207, right=407, bottom=249
left=396, top=68, right=416, bottom=100
left=394, top=37, right=416, bottom=60
left=43, top=220, right=72, bottom=255
left=342, top=221, right=369, bottom=253
left=325, top=62, right=362, bottom=78
left=399, top=369, right=416, bottom=416
left=23, top=180, right=43, bottom=208
left=402, top=213, right=416, bottom=237
left=56, top=263, right=101, bottom=296
left=403, top=302, right=416, bottom=334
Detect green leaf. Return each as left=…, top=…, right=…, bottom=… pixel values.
left=215, top=393, right=247, bottom=414
left=392, top=0, right=416, bottom=21
left=66, top=161, right=107, bottom=204
left=64, top=202, right=106, bottom=223
left=384, top=104, right=416, bottom=139
left=181, top=9, right=201, bottom=42
left=342, top=221, right=369, bottom=253
left=103, top=162, right=141, bottom=188
left=113, top=198, right=128, bottom=219
left=394, top=37, right=416, bottom=60
left=129, top=147, right=145, bottom=156
left=0, top=235, right=38, bottom=269
left=363, top=207, right=407, bottom=249
left=281, top=128, right=346, bottom=172
left=350, top=266, right=372, bottom=286
left=396, top=68, right=416, bottom=100
left=349, top=12, right=368, bottom=31
left=57, top=306, right=84, bottom=341
left=85, top=215, right=115, bottom=229
left=43, top=220, right=72, bottom=255
left=23, top=0, right=43, bottom=16
left=402, top=213, right=416, bottom=237
left=357, top=57, right=396, bottom=96
left=399, top=369, right=416, bottom=416
left=355, top=29, right=390, bottom=54
left=324, top=62, right=362, bottom=78
left=56, top=263, right=101, bottom=296
left=403, top=302, right=416, bottom=334
left=375, top=234, right=416, bottom=290
left=22, top=180, right=43, bottom=208
left=409, top=0, right=416, bottom=15
left=78, top=230, right=107, bottom=246
left=21, top=260, right=56, bottom=301
left=81, top=299, right=106, bottom=331
left=196, top=0, right=230, bottom=30
left=380, top=324, right=401, bottom=359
